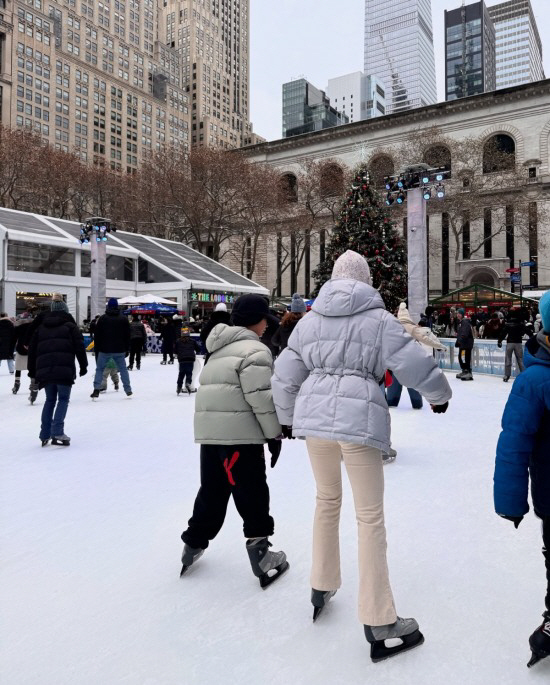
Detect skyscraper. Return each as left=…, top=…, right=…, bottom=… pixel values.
left=364, top=0, right=437, bottom=115
left=282, top=79, right=347, bottom=138
left=326, top=72, right=386, bottom=123
left=445, top=1, right=496, bottom=101
left=488, top=0, right=545, bottom=89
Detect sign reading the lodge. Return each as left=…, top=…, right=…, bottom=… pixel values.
left=189, top=291, right=236, bottom=305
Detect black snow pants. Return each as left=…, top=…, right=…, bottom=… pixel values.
left=542, top=516, right=550, bottom=613
left=458, top=348, right=472, bottom=372
left=181, top=444, right=274, bottom=550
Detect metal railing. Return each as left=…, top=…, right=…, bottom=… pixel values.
left=436, top=338, right=526, bottom=377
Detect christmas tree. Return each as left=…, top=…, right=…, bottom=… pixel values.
left=313, top=167, right=407, bottom=311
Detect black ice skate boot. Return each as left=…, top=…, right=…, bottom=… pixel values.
left=246, top=537, right=289, bottom=589
left=12, top=379, right=20, bottom=394
left=29, top=389, right=38, bottom=404
left=180, top=544, right=204, bottom=576
left=527, top=611, right=550, bottom=668
left=461, top=371, right=474, bottom=381
left=311, top=588, right=337, bottom=622
left=90, top=389, right=100, bottom=399
left=51, top=434, right=70, bottom=446
left=364, top=617, right=424, bottom=663
left=185, top=382, right=192, bottom=395
left=176, top=385, right=182, bottom=395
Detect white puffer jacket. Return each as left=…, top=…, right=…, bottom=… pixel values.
left=272, top=279, right=452, bottom=453
left=194, top=324, right=282, bottom=445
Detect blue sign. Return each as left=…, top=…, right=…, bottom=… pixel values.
left=510, top=273, right=521, bottom=283
left=521, top=261, right=536, bottom=267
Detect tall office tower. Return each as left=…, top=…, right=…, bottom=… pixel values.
left=1, top=0, right=191, bottom=171
left=159, top=0, right=254, bottom=149
left=488, top=0, right=545, bottom=89
left=282, top=79, right=348, bottom=139
left=445, top=1, right=496, bottom=101
left=326, top=72, right=386, bottom=123
left=445, top=0, right=496, bottom=100
left=364, top=0, right=437, bottom=115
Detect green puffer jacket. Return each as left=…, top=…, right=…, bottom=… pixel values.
left=194, top=324, right=282, bottom=445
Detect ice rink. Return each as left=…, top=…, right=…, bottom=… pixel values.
left=1, top=357, right=548, bottom=685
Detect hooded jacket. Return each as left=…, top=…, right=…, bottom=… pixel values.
left=497, top=318, right=532, bottom=345
left=27, top=311, right=87, bottom=387
left=94, top=307, right=131, bottom=354
left=272, top=279, right=452, bottom=453
left=494, top=333, right=550, bottom=517
left=194, top=324, right=282, bottom=445
left=456, top=317, right=474, bottom=350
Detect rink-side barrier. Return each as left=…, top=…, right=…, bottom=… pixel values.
left=83, top=333, right=206, bottom=355
left=436, top=338, right=526, bottom=378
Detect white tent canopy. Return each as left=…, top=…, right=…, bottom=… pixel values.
left=117, top=296, right=144, bottom=305
left=138, top=293, right=178, bottom=305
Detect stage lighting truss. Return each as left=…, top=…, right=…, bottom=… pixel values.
left=79, top=217, right=116, bottom=245
left=384, top=166, right=449, bottom=206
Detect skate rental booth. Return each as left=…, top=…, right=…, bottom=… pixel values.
left=0, top=208, right=268, bottom=323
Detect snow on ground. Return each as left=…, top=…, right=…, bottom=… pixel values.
left=1, top=357, right=549, bottom=685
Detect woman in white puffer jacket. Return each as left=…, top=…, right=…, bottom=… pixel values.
left=272, top=250, right=452, bottom=662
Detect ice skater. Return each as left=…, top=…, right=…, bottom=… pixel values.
left=91, top=298, right=132, bottom=398
left=27, top=296, right=87, bottom=446
left=175, top=327, right=201, bottom=395
left=497, top=310, right=532, bottom=382
left=99, top=356, right=120, bottom=392
left=455, top=308, right=474, bottom=381
left=180, top=294, right=288, bottom=588
left=494, top=290, right=550, bottom=668
left=272, top=250, right=452, bottom=662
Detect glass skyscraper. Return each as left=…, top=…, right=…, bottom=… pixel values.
left=488, top=0, right=545, bottom=90
left=364, top=0, right=437, bottom=115
left=445, top=1, right=496, bottom=101
left=282, top=79, right=348, bottom=138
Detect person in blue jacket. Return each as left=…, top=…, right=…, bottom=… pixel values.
left=494, top=290, right=550, bottom=668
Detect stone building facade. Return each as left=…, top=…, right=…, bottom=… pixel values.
left=241, top=80, right=550, bottom=300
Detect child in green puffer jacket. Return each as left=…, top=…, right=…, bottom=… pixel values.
left=99, top=356, right=119, bottom=392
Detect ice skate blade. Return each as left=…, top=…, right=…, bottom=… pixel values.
left=51, top=439, right=70, bottom=446
left=259, top=561, right=289, bottom=589
left=312, top=590, right=337, bottom=622
left=370, top=630, right=424, bottom=663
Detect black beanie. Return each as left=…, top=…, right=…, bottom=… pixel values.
left=230, top=294, right=270, bottom=327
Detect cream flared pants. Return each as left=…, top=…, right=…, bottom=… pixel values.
left=306, top=436, right=397, bottom=626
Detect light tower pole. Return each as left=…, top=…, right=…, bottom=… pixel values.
left=79, top=217, right=114, bottom=319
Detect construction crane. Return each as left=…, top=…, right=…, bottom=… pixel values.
left=377, top=32, right=410, bottom=112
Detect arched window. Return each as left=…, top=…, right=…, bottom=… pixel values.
left=368, top=155, right=394, bottom=188
left=280, top=173, right=298, bottom=202
left=423, top=145, right=452, bottom=178
left=483, top=134, right=516, bottom=174
left=320, top=163, right=344, bottom=197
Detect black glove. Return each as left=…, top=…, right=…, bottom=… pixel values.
left=498, top=514, right=523, bottom=529
left=282, top=425, right=294, bottom=439
left=79, top=368, right=88, bottom=377
left=497, top=341, right=502, bottom=348
left=267, top=438, right=282, bottom=468
left=431, top=402, right=449, bottom=414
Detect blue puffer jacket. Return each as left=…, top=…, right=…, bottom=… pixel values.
left=494, top=335, right=550, bottom=517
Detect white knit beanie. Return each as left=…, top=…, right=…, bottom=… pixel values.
left=215, top=302, right=227, bottom=312
left=331, top=250, right=372, bottom=285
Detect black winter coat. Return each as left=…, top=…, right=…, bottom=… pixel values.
left=129, top=320, right=147, bottom=342
left=0, top=318, right=15, bottom=359
left=200, top=310, right=231, bottom=345
left=498, top=320, right=532, bottom=345
left=27, top=311, right=87, bottom=388
left=175, top=336, right=201, bottom=362
left=94, top=308, right=131, bottom=354
left=159, top=321, right=177, bottom=345
left=14, top=319, right=33, bottom=355
left=456, top=318, right=474, bottom=350
left=271, top=321, right=298, bottom=353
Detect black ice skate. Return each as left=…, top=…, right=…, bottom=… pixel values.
left=364, top=617, right=424, bottom=663
left=311, top=588, right=337, bottom=622
left=51, top=434, right=70, bottom=446
left=246, top=537, right=289, bottom=589
left=29, top=389, right=38, bottom=404
left=527, top=611, right=550, bottom=668
left=185, top=383, right=192, bottom=395
left=461, top=372, right=474, bottom=381
left=12, top=379, right=20, bottom=394
left=90, top=389, right=100, bottom=399
left=125, top=390, right=133, bottom=397
left=41, top=439, right=49, bottom=447
left=180, top=544, right=204, bottom=576
left=168, top=359, right=174, bottom=365
left=177, top=386, right=182, bottom=395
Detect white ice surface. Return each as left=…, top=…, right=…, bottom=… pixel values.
left=1, top=359, right=549, bottom=685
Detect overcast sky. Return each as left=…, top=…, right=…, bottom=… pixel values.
left=250, top=0, right=550, bottom=142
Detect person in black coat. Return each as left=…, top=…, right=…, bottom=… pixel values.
left=271, top=294, right=307, bottom=355
left=0, top=313, right=16, bottom=374
left=91, top=298, right=132, bottom=397
left=200, top=303, right=231, bottom=362
left=498, top=311, right=533, bottom=381
left=128, top=315, right=147, bottom=370
left=27, top=299, right=87, bottom=445
left=159, top=316, right=176, bottom=364
left=455, top=308, right=474, bottom=381
left=175, top=328, right=202, bottom=393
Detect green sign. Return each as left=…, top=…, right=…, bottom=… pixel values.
left=190, top=291, right=235, bottom=304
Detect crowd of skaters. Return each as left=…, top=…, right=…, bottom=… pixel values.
left=1, top=252, right=549, bottom=666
